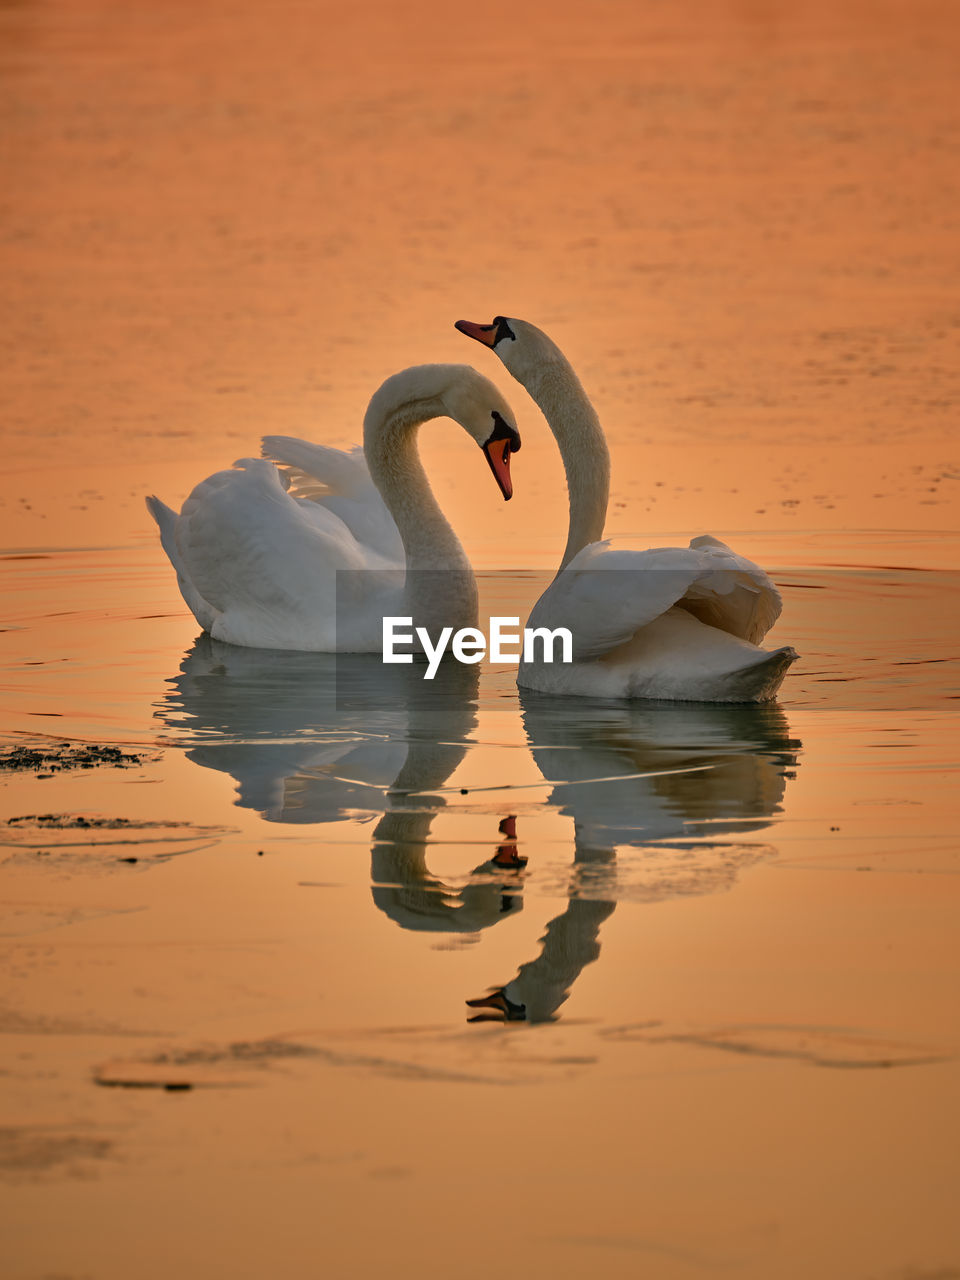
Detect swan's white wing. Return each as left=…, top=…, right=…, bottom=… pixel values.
left=530, top=542, right=703, bottom=660
left=173, top=460, right=390, bottom=648
left=530, top=537, right=782, bottom=661
left=262, top=435, right=403, bottom=563
left=682, top=535, right=782, bottom=644
left=261, top=436, right=370, bottom=495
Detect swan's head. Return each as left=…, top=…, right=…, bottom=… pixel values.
left=436, top=364, right=522, bottom=501
left=365, top=363, right=521, bottom=501
left=455, top=316, right=564, bottom=388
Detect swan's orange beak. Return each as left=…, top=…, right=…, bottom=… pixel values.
left=483, top=435, right=514, bottom=501
left=455, top=319, right=498, bottom=347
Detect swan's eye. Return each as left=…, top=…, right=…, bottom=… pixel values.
left=493, top=317, right=516, bottom=344
left=488, top=410, right=521, bottom=452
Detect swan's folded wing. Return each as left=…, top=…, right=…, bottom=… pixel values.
left=682, top=536, right=782, bottom=644
left=529, top=540, right=782, bottom=660
left=174, top=461, right=373, bottom=622
left=529, top=543, right=710, bottom=660
left=261, top=435, right=402, bottom=563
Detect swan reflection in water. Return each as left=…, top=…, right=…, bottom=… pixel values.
left=160, top=639, right=800, bottom=1020
left=466, top=692, right=800, bottom=1023
left=160, top=638, right=528, bottom=934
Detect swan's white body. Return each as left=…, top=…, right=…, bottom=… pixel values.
left=457, top=318, right=797, bottom=701
left=147, top=364, right=519, bottom=651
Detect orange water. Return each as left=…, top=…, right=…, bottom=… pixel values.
left=1, top=2, right=958, bottom=1277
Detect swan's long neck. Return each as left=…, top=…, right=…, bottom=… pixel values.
left=530, top=361, right=610, bottom=571
left=363, top=397, right=471, bottom=575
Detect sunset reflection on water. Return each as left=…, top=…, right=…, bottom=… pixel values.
left=1, top=1, right=958, bottom=1277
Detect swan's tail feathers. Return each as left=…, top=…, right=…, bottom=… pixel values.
left=261, top=436, right=370, bottom=498
left=145, top=495, right=177, bottom=547
left=145, top=495, right=218, bottom=635
left=727, top=645, right=799, bottom=702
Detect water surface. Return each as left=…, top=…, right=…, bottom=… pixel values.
left=1, top=1, right=959, bottom=1277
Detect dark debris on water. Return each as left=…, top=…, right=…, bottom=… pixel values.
left=0, top=744, right=148, bottom=775
left=6, top=814, right=190, bottom=830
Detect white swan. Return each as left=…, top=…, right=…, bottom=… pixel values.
left=147, top=364, right=521, bottom=651
left=456, top=317, right=797, bottom=701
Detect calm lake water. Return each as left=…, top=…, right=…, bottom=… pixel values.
left=2, top=1, right=959, bottom=1278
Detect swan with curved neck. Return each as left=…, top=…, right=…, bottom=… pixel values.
left=456, top=316, right=797, bottom=702
left=147, top=363, right=521, bottom=651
